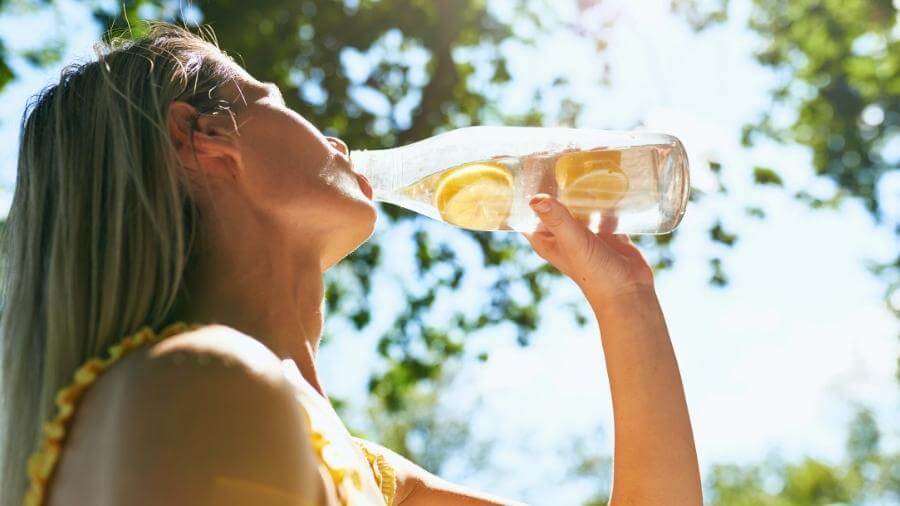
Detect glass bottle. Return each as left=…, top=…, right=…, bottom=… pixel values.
left=351, top=126, right=689, bottom=234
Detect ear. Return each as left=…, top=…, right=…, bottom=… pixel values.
left=167, top=101, right=242, bottom=181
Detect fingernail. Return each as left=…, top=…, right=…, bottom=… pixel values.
left=530, top=196, right=552, bottom=213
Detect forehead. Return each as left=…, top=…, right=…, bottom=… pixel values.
left=196, top=50, right=264, bottom=100
left=213, top=70, right=270, bottom=109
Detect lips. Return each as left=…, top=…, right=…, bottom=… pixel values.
left=355, top=172, right=374, bottom=200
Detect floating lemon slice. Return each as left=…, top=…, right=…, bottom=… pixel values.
left=555, top=150, right=623, bottom=187
left=560, top=170, right=629, bottom=214
left=434, top=162, right=514, bottom=230
left=555, top=150, right=629, bottom=217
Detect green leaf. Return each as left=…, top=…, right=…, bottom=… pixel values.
left=350, top=310, right=371, bottom=330
left=753, top=166, right=784, bottom=186
left=710, top=221, right=738, bottom=247
left=709, top=257, right=729, bottom=287
left=0, top=43, right=14, bottom=92
left=745, top=206, right=766, bottom=219
left=21, top=41, right=63, bottom=67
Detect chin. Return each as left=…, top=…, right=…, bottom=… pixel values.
left=321, top=201, right=377, bottom=271
left=353, top=196, right=378, bottom=239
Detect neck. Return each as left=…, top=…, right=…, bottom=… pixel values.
left=170, top=219, right=329, bottom=398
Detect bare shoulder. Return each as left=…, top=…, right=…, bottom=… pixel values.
left=137, top=324, right=288, bottom=380
left=51, top=325, right=326, bottom=506
left=119, top=324, right=296, bottom=420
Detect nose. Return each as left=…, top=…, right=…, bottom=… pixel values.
left=327, top=136, right=349, bottom=156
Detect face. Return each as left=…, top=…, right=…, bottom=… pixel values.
left=173, top=63, right=377, bottom=271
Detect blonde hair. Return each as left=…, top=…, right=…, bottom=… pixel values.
left=0, top=23, right=242, bottom=504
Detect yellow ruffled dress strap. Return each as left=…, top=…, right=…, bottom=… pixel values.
left=23, top=322, right=200, bottom=506
left=352, top=437, right=398, bottom=506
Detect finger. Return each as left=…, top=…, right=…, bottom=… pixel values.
left=520, top=230, right=555, bottom=262
left=598, top=213, right=619, bottom=235
left=521, top=218, right=551, bottom=239
left=529, top=194, right=588, bottom=248
left=597, top=214, right=633, bottom=251
left=522, top=223, right=555, bottom=245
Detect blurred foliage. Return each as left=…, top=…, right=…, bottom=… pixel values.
left=570, top=406, right=899, bottom=505
left=2, top=0, right=898, bottom=490
left=745, top=0, right=900, bottom=315
left=746, top=0, right=897, bottom=215
left=705, top=407, right=900, bottom=505
left=0, top=0, right=64, bottom=84
left=361, top=364, right=493, bottom=477
left=676, top=0, right=899, bottom=315
left=672, top=0, right=731, bottom=30
left=567, top=426, right=612, bottom=505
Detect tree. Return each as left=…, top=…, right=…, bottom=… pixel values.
left=0, top=1, right=68, bottom=87
left=672, top=0, right=899, bottom=315
left=361, top=363, right=494, bottom=477
left=666, top=0, right=898, bottom=388
left=705, top=407, right=899, bottom=505
left=667, top=3, right=900, bottom=503
left=745, top=0, right=899, bottom=317
left=0, top=0, right=11, bottom=92
left=569, top=406, right=899, bottom=505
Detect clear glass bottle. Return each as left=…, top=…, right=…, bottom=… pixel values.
left=351, top=126, right=689, bottom=234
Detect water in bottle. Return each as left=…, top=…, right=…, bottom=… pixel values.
left=351, top=127, right=689, bottom=234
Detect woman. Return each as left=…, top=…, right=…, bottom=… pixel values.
left=0, top=24, right=701, bottom=505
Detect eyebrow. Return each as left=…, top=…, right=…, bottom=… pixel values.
left=264, top=81, right=286, bottom=105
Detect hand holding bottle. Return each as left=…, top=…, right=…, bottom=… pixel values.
left=522, top=193, right=655, bottom=304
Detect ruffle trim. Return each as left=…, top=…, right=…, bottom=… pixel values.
left=305, top=414, right=398, bottom=505
left=23, top=322, right=201, bottom=506
left=354, top=438, right=398, bottom=506
left=308, top=415, right=363, bottom=503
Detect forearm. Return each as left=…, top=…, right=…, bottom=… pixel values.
left=587, top=288, right=701, bottom=505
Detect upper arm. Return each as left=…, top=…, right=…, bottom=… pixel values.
left=401, top=476, right=527, bottom=506
left=355, top=439, right=523, bottom=506
left=106, top=325, right=326, bottom=506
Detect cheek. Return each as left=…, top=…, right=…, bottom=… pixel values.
left=242, top=157, right=327, bottom=216
left=237, top=138, right=351, bottom=229
left=238, top=117, right=330, bottom=203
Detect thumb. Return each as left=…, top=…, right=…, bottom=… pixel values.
left=529, top=194, right=588, bottom=247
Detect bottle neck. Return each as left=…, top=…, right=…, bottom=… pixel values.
left=350, top=148, right=403, bottom=200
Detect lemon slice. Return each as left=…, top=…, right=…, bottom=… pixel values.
left=555, top=150, right=629, bottom=217
left=434, top=162, right=514, bottom=230
left=555, top=150, right=623, bottom=187
left=560, top=169, right=629, bottom=214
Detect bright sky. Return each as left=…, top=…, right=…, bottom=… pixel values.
left=1, top=0, right=897, bottom=503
